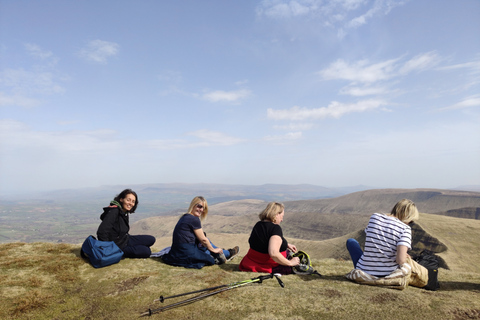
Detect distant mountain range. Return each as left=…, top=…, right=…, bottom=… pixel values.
left=1, top=183, right=375, bottom=203
left=133, top=188, right=480, bottom=248
left=1, top=184, right=479, bottom=244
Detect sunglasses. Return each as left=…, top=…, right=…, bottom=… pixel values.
left=196, top=204, right=204, bottom=209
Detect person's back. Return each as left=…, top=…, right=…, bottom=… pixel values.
left=356, top=213, right=412, bottom=277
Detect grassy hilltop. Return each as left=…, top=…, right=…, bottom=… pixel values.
left=1, top=211, right=480, bottom=320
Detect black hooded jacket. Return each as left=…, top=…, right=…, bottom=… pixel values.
left=96, top=203, right=130, bottom=249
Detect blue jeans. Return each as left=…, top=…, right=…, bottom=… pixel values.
left=200, top=241, right=230, bottom=258
left=346, top=238, right=363, bottom=268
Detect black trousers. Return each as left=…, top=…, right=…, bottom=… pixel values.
left=122, top=234, right=156, bottom=258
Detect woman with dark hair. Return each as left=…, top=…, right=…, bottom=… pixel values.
left=239, top=202, right=300, bottom=274
left=96, top=189, right=156, bottom=258
left=162, top=196, right=239, bottom=269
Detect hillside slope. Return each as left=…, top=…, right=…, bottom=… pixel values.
left=284, top=188, right=480, bottom=217
left=2, top=213, right=480, bottom=320
left=132, top=188, right=480, bottom=245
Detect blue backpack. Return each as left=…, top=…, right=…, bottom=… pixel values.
left=81, top=235, right=124, bottom=268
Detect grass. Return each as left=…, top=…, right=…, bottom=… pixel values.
left=1, top=212, right=479, bottom=319
left=1, top=242, right=479, bottom=319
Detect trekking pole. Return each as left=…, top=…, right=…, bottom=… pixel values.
left=154, top=277, right=260, bottom=303
left=140, top=274, right=284, bottom=317
left=155, top=283, right=228, bottom=303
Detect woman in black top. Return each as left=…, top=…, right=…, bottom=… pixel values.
left=239, top=202, right=300, bottom=274
left=97, top=189, right=156, bottom=258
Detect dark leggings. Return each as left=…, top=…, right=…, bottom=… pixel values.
left=122, top=235, right=156, bottom=258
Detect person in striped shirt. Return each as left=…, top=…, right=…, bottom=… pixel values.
left=346, top=199, right=428, bottom=287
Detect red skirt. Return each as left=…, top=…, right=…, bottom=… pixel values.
left=239, top=248, right=287, bottom=273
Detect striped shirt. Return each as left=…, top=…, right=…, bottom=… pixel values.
left=356, top=213, right=411, bottom=277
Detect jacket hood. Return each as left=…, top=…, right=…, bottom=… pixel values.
left=99, top=200, right=124, bottom=220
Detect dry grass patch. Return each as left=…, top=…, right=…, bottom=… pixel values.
left=1, top=233, right=480, bottom=320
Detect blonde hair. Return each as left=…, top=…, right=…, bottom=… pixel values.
left=259, top=202, right=285, bottom=222
left=390, top=199, right=419, bottom=224
left=187, top=196, right=208, bottom=221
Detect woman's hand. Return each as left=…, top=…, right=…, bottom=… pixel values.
left=194, top=228, right=220, bottom=253
left=287, top=243, right=297, bottom=253
left=289, top=256, right=300, bottom=266
left=211, top=247, right=223, bottom=254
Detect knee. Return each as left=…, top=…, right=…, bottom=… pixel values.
left=346, top=238, right=358, bottom=248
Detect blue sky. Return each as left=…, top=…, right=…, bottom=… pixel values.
left=1, top=0, right=479, bottom=195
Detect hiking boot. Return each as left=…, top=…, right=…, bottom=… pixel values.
left=227, top=246, right=239, bottom=261
left=213, top=252, right=226, bottom=265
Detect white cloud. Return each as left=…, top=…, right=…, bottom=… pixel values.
left=79, top=40, right=119, bottom=63
left=268, top=99, right=387, bottom=121
left=0, top=68, right=65, bottom=95
left=273, top=122, right=314, bottom=131
left=441, top=95, right=480, bottom=111
left=399, top=51, right=441, bottom=75
left=24, top=43, right=54, bottom=60
left=0, top=92, right=40, bottom=108
left=345, top=0, right=407, bottom=29
left=257, top=0, right=409, bottom=37
left=339, top=85, right=391, bottom=96
left=0, top=120, right=245, bottom=152
left=439, top=58, right=480, bottom=73
left=256, top=0, right=316, bottom=18
left=0, top=119, right=119, bottom=153
left=186, top=129, right=246, bottom=146
left=264, top=131, right=302, bottom=143
left=202, top=89, right=251, bottom=103
left=319, top=58, right=400, bottom=83
left=319, top=52, right=441, bottom=85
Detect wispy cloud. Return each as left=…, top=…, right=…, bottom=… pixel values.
left=0, top=119, right=119, bottom=153
left=79, top=40, right=119, bottom=63
left=319, top=52, right=440, bottom=85
left=202, top=89, right=251, bottom=103
left=24, top=43, right=55, bottom=61
left=0, top=44, right=66, bottom=108
left=440, top=95, right=480, bottom=111
left=0, top=120, right=245, bottom=157
left=273, top=122, right=314, bottom=131
left=0, top=68, right=66, bottom=107
left=0, top=68, right=65, bottom=95
left=256, top=0, right=316, bottom=18
left=399, top=51, right=441, bottom=75
left=437, top=57, right=480, bottom=73
left=256, top=0, right=409, bottom=38
left=186, top=129, right=246, bottom=146
left=339, top=85, right=391, bottom=96
left=0, top=92, right=40, bottom=108
left=319, top=57, right=400, bottom=83
left=267, top=99, right=388, bottom=121
left=263, top=131, right=302, bottom=144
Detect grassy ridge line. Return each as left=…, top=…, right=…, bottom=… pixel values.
left=1, top=242, right=479, bottom=320
left=1, top=212, right=479, bottom=319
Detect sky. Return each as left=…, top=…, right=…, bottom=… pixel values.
left=1, top=0, right=479, bottom=195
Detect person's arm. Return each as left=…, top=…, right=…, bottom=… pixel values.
left=193, top=228, right=223, bottom=254
left=97, top=209, right=118, bottom=241
left=268, top=235, right=300, bottom=266
left=396, top=245, right=409, bottom=265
